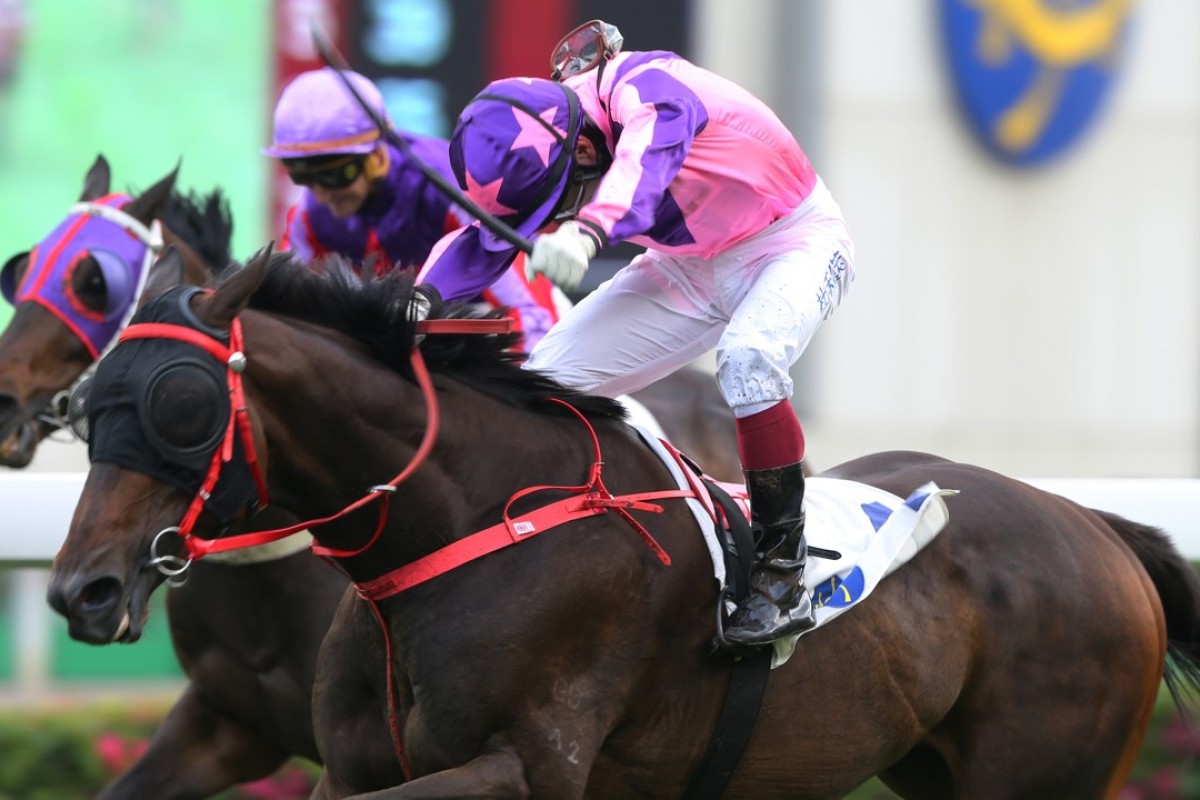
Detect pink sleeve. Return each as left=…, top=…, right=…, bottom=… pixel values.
left=575, top=68, right=706, bottom=246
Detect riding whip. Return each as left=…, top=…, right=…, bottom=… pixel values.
left=309, top=27, right=535, bottom=255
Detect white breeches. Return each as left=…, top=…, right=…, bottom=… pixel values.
left=525, top=179, right=855, bottom=418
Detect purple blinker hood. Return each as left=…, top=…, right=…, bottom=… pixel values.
left=1, top=194, right=161, bottom=359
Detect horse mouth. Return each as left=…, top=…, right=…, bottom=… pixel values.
left=116, top=568, right=160, bottom=643
left=112, top=612, right=132, bottom=643
left=65, top=567, right=158, bottom=644
left=0, top=422, right=38, bottom=468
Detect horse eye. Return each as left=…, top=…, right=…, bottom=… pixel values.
left=70, top=257, right=108, bottom=312
left=143, top=365, right=227, bottom=452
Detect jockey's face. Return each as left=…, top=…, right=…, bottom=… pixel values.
left=310, top=174, right=371, bottom=219
left=552, top=136, right=603, bottom=224
left=287, top=145, right=386, bottom=219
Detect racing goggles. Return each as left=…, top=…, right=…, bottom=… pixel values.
left=284, top=155, right=365, bottom=190
left=550, top=20, right=623, bottom=81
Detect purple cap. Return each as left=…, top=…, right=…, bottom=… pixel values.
left=449, top=77, right=582, bottom=253
left=263, top=68, right=389, bottom=158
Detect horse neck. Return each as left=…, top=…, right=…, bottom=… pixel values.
left=242, top=312, right=552, bottom=581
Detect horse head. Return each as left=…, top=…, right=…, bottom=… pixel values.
left=47, top=246, right=613, bottom=644
left=47, top=246, right=273, bottom=643
left=0, top=155, right=229, bottom=467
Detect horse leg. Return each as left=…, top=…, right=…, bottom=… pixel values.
left=96, top=684, right=291, bottom=800
left=339, top=749, right=530, bottom=800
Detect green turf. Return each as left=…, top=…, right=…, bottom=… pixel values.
left=0, top=572, right=12, bottom=680
left=49, top=589, right=182, bottom=681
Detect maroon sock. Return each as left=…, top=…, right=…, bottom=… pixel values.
left=734, top=401, right=805, bottom=472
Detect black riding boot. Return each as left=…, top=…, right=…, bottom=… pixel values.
left=722, top=462, right=816, bottom=646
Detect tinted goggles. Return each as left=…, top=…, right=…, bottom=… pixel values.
left=285, top=157, right=365, bottom=190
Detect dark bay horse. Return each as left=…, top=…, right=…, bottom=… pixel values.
left=20, top=161, right=741, bottom=799
left=49, top=250, right=1200, bottom=799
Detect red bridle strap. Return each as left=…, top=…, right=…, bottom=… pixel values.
left=119, top=320, right=271, bottom=540
left=117, top=314, right=511, bottom=561
left=416, top=318, right=513, bottom=334
left=355, top=398, right=691, bottom=602
left=184, top=343, right=441, bottom=560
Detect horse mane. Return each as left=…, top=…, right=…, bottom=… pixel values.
left=239, top=251, right=628, bottom=421
left=154, top=187, right=235, bottom=276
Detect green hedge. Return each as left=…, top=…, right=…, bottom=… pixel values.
left=0, top=689, right=1195, bottom=798
left=0, top=700, right=317, bottom=800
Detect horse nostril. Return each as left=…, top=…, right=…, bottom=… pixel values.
left=77, top=577, right=123, bottom=614
left=47, top=576, right=122, bottom=618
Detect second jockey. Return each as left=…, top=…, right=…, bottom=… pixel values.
left=263, top=67, right=559, bottom=351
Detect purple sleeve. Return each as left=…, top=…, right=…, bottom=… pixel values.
left=576, top=69, right=708, bottom=246
left=484, top=266, right=555, bottom=350
left=416, top=224, right=519, bottom=303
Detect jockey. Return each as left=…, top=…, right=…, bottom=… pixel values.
left=263, top=67, right=559, bottom=350
left=417, top=22, right=855, bottom=647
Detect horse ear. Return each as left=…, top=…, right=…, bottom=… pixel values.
left=138, top=246, right=186, bottom=308
left=80, top=155, right=111, bottom=201
left=123, top=161, right=180, bottom=224
left=196, top=243, right=274, bottom=329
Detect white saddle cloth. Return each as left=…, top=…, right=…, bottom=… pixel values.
left=631, top=426, right=956, bottom=668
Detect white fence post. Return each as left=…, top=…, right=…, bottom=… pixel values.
left=13, top=568, right=51, bottom=694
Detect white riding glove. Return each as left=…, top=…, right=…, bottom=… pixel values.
left=527, top=222, right=598, bottom=292
left=408, top=285, right=437, bottom=345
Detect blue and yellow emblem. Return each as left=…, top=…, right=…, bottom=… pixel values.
left=940, top=0, right=1136, bottom=165
left=812, top=567, right=866, bottom=610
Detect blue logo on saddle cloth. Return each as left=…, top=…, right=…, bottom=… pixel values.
left=812, top=567, right=866, bottom=609
left=810, top=492, right=930, bottom=610
left=939, top=0, right=1135, bottom=166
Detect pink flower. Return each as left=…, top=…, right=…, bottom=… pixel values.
left=238, top=766, right=314, bottom=799
left=93, top=732, right=127, bottom=774
left=1158, top=718, right=1200, bottom=756
left=93, top=732, right=147, bottom=775
left=1147, top=767, right=1180, bottom=798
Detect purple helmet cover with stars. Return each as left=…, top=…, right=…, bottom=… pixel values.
left=449, top=77, right=583, bottom=255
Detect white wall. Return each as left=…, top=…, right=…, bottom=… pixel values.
left=697, top=0, right=1200, bottom=478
